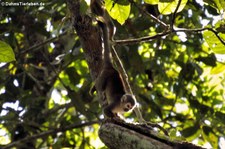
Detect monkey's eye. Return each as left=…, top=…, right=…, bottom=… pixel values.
left=123, top=103, right=132, bottom=112
left=126, top=103, right=132, bottom=109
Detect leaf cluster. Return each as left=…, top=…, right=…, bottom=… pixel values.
left=0, top=0, right=225, bottom=148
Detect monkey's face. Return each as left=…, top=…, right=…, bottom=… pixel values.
left=121, top=94, right=136, bottom=112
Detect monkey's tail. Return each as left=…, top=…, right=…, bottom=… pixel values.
left=97, top=16, right=112, bottom=65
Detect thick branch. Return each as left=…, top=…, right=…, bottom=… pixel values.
left=99, top=120, right=205, bottom=149
left=99, top=123, right=172, bottom=149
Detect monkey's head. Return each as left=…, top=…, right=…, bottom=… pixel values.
left=105, top=94, right=136, bottom=118
left=120, top=94, right=136, bottom=112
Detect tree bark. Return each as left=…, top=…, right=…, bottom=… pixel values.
left=99, top=121, right=172, bottom=149
left=99, top=120, right=205, bottom=149
left=67, top=0, right=103, bottom=80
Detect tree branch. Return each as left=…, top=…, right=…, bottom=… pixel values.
left=115, top=30, right=171, bottom=45
left=2, top=120, right=100, bottom=149
left=99, top=120, right=205, bottom=149
left=115, top=27, right=225, bottom=46
left=175, top=27, right=225, bottom=45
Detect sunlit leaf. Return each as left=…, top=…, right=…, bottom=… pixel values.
left=145, top=0, right=159, bottom=5
left=210, top=63, right=225, bottom=74
left=0, top=41, right=15, bottom=62
left=105, top=0, right=130, bottom=25
left=203, top=31, right=225, bottom=54
left=158, top=0, right=188, bottom=15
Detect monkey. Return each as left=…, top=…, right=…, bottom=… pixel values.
left=89, top=1, right=169, bottom=136
left=96, top=21, right=136, bottom=118
left=91, top=0, right=136, bottom=118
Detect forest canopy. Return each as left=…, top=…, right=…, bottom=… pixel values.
left=0, top=0, right=225, bottom=148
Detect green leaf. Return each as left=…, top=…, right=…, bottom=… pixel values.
left=145, top=0, right=159, bottom=5
left=202, top=126, right=218, bottom=149
left=215, top=111, right=225, bottom=123
left=195, top=54, right=217, bottom=67
left=158, top=0, right=188, bottom=15
left=215, top=20, right=225, bottom=33
left=65, top=67, right=81, bottom=85
left=181, top=124, right=200, bottom=139
left=105, top=0, right=130, bottom=25
left=203, top=0, right=225, bottom=13
left=210, top=63, right=225, bottom=74
left=80, top=0, right=89, bottom=15
left=203, top=31, right=225, bottom=54
left=112, top=0, right=129, bottom=5
left=0, top=41, right=15, bottom=62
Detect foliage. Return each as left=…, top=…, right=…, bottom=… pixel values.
left=0, top=41, right=15, bottom=62
left=0, top=0, right=225, bottom=148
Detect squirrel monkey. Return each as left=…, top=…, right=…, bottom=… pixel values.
left=91, top=0, right=136, bottom=118
left=90, top=1, right=169, bottom=135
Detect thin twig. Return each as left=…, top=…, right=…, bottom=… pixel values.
left=21, top=31, right=72, bottom=54
left=111, top=47, right=132, bottom=94
left=175, top=27, right=225, bottom=45
left=114, top=30, right=171, bottom=45
left=171, top=0, right=182, bottom=30
left=114, top=27, right=225, bottom=46
left=130, top=0, right=168, bottom=29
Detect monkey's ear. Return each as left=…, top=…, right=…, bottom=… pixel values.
left=121, top=95, right=127, bottom=103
